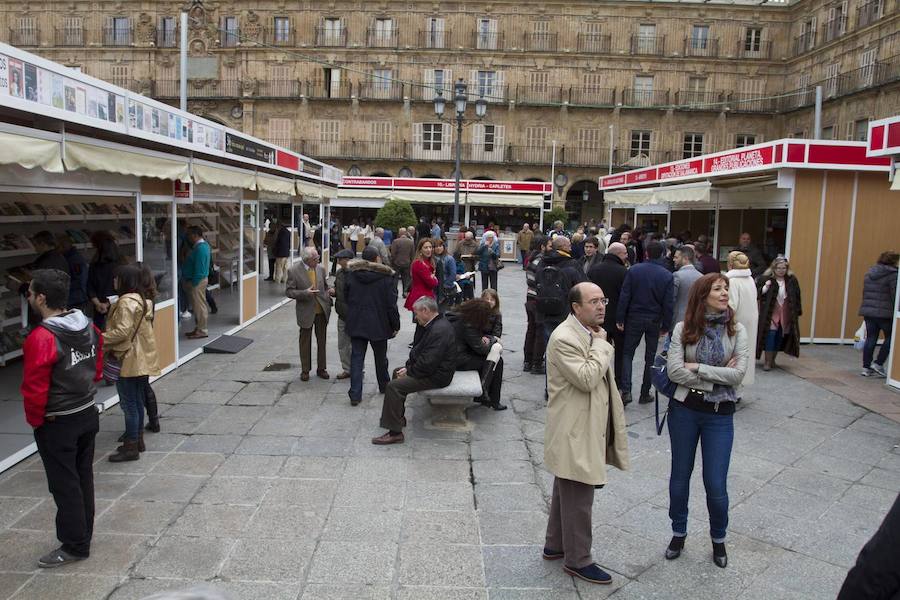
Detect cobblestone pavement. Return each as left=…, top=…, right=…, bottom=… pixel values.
left=0, top=267, right=898, bottom=599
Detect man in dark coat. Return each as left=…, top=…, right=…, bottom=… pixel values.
left=332, top=249, right=355, bottom=380
left=588, top=242, right=629, bottom=388
left=536, top=236, right=589, bottom=340
left=737, top=232, right=767, bottom=278
left=373, top=296, right=456, bottom=445
left=345, top=247, right=401, bottom=406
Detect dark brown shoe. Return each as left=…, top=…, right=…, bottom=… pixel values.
left=317, top=369, right=330, bottom=380
left=300, top=372, right=310, bottom=382
left=371, top=431, right=404, bottom=445
left=336, top=371, right=351, bottom=380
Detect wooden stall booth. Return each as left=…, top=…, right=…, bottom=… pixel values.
left=599, top=139, right=896, bottom=345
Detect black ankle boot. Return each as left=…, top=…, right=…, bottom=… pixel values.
left=665, top=536, right=685, bottom=560
left=532, top=360, right=545, bottom=375
left=523, top=361, right=532, bottom=373
left=712, top=541, right=727, bottom=568
left=144, top=386, right=160, bottom=433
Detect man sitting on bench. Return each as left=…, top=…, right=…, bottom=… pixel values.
left=372, top=296, right=458, bottom=445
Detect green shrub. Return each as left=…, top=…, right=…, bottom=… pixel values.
left=375, top=199, right=418, bottom=233
left=544, top=206, right=569, bottom=230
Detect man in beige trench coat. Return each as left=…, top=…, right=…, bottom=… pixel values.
left=543, top=281, right=630, bottom=585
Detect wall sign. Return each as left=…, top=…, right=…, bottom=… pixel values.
left=225, top=132, right=275, bottom=164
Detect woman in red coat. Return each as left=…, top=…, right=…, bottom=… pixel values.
left=404, top=238, right=438, bottom=313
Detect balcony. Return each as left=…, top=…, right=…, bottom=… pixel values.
left=793, top=32, right=815, bottom=56
left=621, top=150, right=672, bottom=169
left=461, top=143, right=508, bottom=163
left=559, top=146, right=614, bottom=167
left=9, top=28, right=39, bottom=46
left=410, top=82, right=451, bottom=101
left=265, top=28, right=295, bottom=46
left=303, top=140, right=405, bottom=161
left=675, top=90, right=724, bottom=110
left=684, top=37, right=718, bottom=58
left=220, top=28, right=240, bottom=47
left=418, top=29, right=451, bottom=49
left=524, top=32, right=557, bottom=52
left=822, top=16, right=847, bottom=42
left=55, top=27, right=84, bottom=47
left=577, top=33, right=611, bottom=54
left=510, top=145, right=554, bottom=164
left=630, top=34, right=666, bottom=56
left=257, top=80, right=301, bottom=98
left=472, top=31, right=503, bottom=50
left=367, top=28, right=398, bottom=48
left=728, top=93, right=778, bottom=113
left=778, top=57, right=900, bottom=111
left=622, top=88, right=670, bottom=107
left=315, top=27, right=347, bottom=47
left=103, top=26, right=133, bottom=46
left=156, top=27, right=177, bottom=48
left=857, top=0, right=883, bottom=28
left=516, top=85, right=563, bottom=105
left=736, top=39, right=772, bottom=59
left=302, top=140, right=345, bottom=158
left=477, top=84, right=509, bottom=103
left=358, top=80, right=405, bottom=101
left=306, top=79, right=353, bottom=99
left=153, top=79, right=240, bottom=98
left=568, top=86, right=616, bottom=106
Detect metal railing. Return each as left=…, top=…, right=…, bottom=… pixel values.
left=621, top=150, right=672, bottom=169
left=157, top=27, right=177, bottom=48
left=576, top=33, right=611, bottom=54
left=103, top=26, right=133, bottom=46
left=409, top=83, right=453, bottom=101
left=9, top=28, right=39, bottom=46
left=54, top=28, right=84, bottom=47
left=568, top=86, right=616, bottom=106
left=630, top=34, right=666, bottom=56
left=728, top=93, right=778, bottom=113
left=822, top=16, right=847, bottom=42
left=516, top=85, right=564, bottom=105
left=736, top=39, right=772, bottom=59
left=418, top=29, right=451, bottom=49
left=509, top=145, right=554, bottom=164
left=622, top=88, right=670, bottom=107
left=472, top=31, right=503, bottom=50
left=558, top=146, right=615, bottom=167
left=675, top=90, right=724, bottom=110
left=857, top=0, right=883, bottom=28
left=305, top=79, right=354, bottom=99
left=315, top=27, right=347, bottom=47
left=524, top=32, right=557, bottom=51
left=357, top=80, right=405, bottom=101
left=265, top=27, right=295, bottom=46
left=684, top=37, right=718, bottom=58
left=153, top=79, right=241, bottom=98
left=257, top=80, right=302, bottom=97
left=793, top=32, right=816, bottom=55
left=367, top=28, right=398, bottom=48
left=461, top=143, right=508, bottom=163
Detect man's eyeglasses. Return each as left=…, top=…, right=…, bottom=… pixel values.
left=581, top=297, right=609, bottom=306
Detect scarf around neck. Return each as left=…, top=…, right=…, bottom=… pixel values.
left=695, top=311, right=737, bottom=404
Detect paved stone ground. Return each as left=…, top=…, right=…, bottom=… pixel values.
left=0, top=267, right=898, bottom=599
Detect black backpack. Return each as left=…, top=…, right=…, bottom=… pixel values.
left=536, top=264, right=568, bottom=316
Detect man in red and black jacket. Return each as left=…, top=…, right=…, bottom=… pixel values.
left=21, top=268, right=103, bottom=569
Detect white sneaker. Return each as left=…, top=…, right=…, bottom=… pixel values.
left=871, top=363, right=887, bottom=378
left=860, top=368, right=875, bottom=377
left=180, top=310, right=192, bottom=319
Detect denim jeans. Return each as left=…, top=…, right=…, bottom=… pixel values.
left=667, top=399, right=734, bottom=542
left=621, top=319, right=661, bottom=395
left=116, top=375, right=148, bottom=441
left=764, top=327, right=783, bottom=352
left=349, top=337, right=389, bottom=402
left=863, top=317, right=892, bottom=368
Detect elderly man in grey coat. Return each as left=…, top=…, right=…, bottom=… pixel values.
left=672, top=245, right=703, bottom=325
left=368, top=227, right=391, bottom=265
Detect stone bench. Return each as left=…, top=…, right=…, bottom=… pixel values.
left=417, top=371, right=482, bottom=431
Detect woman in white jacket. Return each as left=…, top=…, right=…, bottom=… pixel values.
left=724, top=251, right=759, bottom=387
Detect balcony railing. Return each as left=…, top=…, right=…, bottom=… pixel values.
left=157, top=27, right=177, bottom=48
left=257, top=80, right=301, bottom=97
left=621, top=150, right=672, bottom=169
left=622, top=88, right=670, bottom=107
left=472, top=31, right=503, bottom=50
left=306, top=79, right=354, bottom=99
left=9, top=28, right=39, bottom=46
left=55, top=27, right=84, bottom=47
left=793, top=32, right=816, bottom=55
left=410, top=82, right=452, bottom=101
left=736, top=39, right=772, bottom=59
left=220, top=28, right=240, bottom=47
left=778, top=57, right=900, bottom=112
left=516, top=85, right=563, bottom=105
left=476, top=84, right=509, bottom=103
left=510, top=145, right=554, bottom=164
left=302, top=140, right=345, bottom=158
left=728, top=93, right=778, bottom=113
left=630, top=34, right=666, bottom=56
left=358, top=80, right=405, bottom=101
left=265, top=28, right=295, bottom=46
left=461, top=143, right=508, bottom=163
left=418, top=29, right=451, bottom=49
left=675, top=90, right=724, bottom=110
left=577, top=33, right=611, bottom=54
left=568, top=86, right=616, bottom=106
left=822, top=16, right=847, bottom=42
left=558, top=146, right=614, bottom=167
left=367, top=28, right=398, bottom=48
left=684, top=37, right=718, bottom=58
left=857, top=0, right=883, bottom=28
left=153, top=79, right=241, bottom=98
left=524, top=32, right=557, bottom=52
left=315, top=27, right=347, bottom=47
left=103, top=26, right=133, bottom=46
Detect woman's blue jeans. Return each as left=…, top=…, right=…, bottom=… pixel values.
left=667, top=399, right=734, bottom=542
left=116, top=376, right=148, bottom=441
left=764, top=326, right=783, bottom=352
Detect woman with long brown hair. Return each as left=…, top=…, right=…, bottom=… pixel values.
left=404, top=238, right=438, bottom=315
left=665, top=273, right=749, bottom=569
left=447, top=298, right=506, bottom=411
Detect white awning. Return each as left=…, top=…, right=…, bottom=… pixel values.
left=330, top=197, right=386, bottom=208
left=0, top=131, right=63, bottom=173
left=605, top=182, right=711, bottom=206
left=336, top=188, right=394, bottom=201
left=295, top=179, right=324, bottom=199
left=388, top=191, right=457, bottom=204
left=604, top=189, right=656, bottom=206
left=192, top=163, right=256, bottom=190
left=64, top=141, right=190, bottom=181
left=466, top=193, right=543, bottom=208
left=255, top=174, right=296, bottom=195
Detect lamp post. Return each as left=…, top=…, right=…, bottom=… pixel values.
left=434, top=78, right=487, bottom=228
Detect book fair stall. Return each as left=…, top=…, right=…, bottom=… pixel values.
left=599, top=138, right=896, bottom=346
left=0, top=43, right=341, bottom=471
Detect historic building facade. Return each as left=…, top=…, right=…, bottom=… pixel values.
left=2, top=0, right=898, bottom=216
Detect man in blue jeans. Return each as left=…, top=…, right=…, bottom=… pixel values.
left=616, top=241, right=674, bottom=405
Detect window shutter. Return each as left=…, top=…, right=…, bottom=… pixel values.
left=423, top=68, right=434, bottom=88
left=495, top=71, right=505, bottom=101
left=473, top=123, right=484, bottom=146
left=494, top=125, right=506, bottom=149
left=840, top=1, right=848, bottom=32
left=413, top=123, right=423, bottom=151
left=469, top=69, right=478, bottom=87
left=444, top=69, right=452, bottom=94
left=443, top=123, right=452, bottom=157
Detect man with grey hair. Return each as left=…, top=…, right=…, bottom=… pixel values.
left=369, top=227, right=391, bottom=265
left=286, top=246, right=332, bottom=381
left=372, top=296, right=457, bottom=445
left=390, top=227, right=414, bottom=297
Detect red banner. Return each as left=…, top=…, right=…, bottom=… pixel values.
left=275, top=150, right=300, bottom=171
left=703, top=145, right=774, bottom=173
left=657, top=159, right=702, bottom=180
left=625, top=169, right=657, bottom=185
left=342, top=176, right=394, bottom=187
left=341, top=177, right=551, bottom=193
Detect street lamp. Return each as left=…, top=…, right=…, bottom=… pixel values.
left=434, top=78, right=488, bottom=228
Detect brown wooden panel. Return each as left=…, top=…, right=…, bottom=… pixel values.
left=843, top=173, right=900, bottom=338
left=789, top=171, right=824, bottom=339
left=610, top=208, right=634, bottom=229
left=242, top=275, right=258, bottom=323
left=814, top=172, right=854, bottom=339
left=152, top=303, right=176, bottom=370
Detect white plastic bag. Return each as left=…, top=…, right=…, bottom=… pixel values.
left=853, top=322, right=866, bottom=350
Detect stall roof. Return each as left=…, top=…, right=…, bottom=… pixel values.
left=599, top=139, right=891, bottom=191
left=339, top=177, right=550, bottom=208
left=341, top=177, right=552, bottom=195
left=0, top=42, right=341, bottom=188
left=867, top=115, right=900, bottom=158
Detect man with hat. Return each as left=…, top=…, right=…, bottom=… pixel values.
left=331, top=248, right=356, bottom=380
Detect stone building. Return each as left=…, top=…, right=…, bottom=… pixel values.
left=1, top=0, right=898, bottom=220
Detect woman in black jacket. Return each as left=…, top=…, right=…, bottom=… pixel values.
left=88, top=231, right=125, bottom=330
left=447, top=298, right=506, bottom=411
left=859, top=251, right=898, bottom=377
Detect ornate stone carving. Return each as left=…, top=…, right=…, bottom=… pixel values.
left=137, top=78, right=153, bottom=95
left=135, top=13, right=157, bottom=47
left=241, top=78, right=258, bottom=97
left=242, top=11, right=262, bottom=44
left=190, top=39, right=207, bottom=55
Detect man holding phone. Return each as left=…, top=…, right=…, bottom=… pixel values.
left=286, top=247, right=332, bottom=381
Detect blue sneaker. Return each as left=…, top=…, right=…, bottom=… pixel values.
left=564, top=563, right=612, bottom=585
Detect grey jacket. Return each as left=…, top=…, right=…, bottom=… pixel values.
left=667, top=321, right=749, bottom=402
left=672, top=264, right=703, bottom=324
left=859, top=263, right=898, bottom=320
left=286, top=261, right=332, bottom=328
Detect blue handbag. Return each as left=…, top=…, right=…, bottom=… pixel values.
left=650, top=336, right=677, bottom=435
